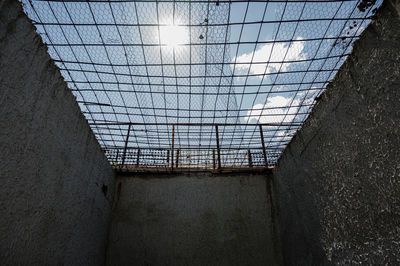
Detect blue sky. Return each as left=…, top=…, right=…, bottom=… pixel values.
left=21, top=0, right=381, bottom=160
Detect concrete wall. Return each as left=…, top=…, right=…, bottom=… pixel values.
left=0, top=0, right=115, bottom=265
left=107, top=172, right=280, bottom=266
left=274, top=0, right=400, bottom=264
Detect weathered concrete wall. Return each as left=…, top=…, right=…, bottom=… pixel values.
left=0, top=0, right=115, bottom=265
left=274, top=0, right=400, bottom=264
left=107, top=172, right=280, bottom=266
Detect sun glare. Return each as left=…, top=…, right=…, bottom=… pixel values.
left=160, top=25, right=188, bottom=48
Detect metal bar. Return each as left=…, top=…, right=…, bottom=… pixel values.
left=88, top=122, right=303, bottom=127
left=212, top=149, right=216, bottom=170
left=37, top=19, right=368, bottom=28
left=166, top=150, right=170, bottom=167
left=72, top=80, right=328, bottom=88
left=259, top=125, right=268, bottom=167
left=171, top=124, right=175, bottom=170
left=40, top=0, right=360, bottom=3
left=69, top=68, right=339, bottom=80
left=248, top=149, right=253, bottom=168
left=59, top=57, right=349, bottom=71
left=74, top=86, right=325, bottom=96
left=115, top=149, right=119, bottom=165
left=56, top=54, right=349, bottom=67
left=175, top=149, right=180, bottom=169
left=80, top=102, right=314, bottom=112
left=136, top=148, right=141, bottom=167
left=104, top=146, right=285, bottom=151
left=47, top=36, right=360, bottom=47
left=121, top=124, right=131, bottom=166
left=215, top=126, right=221, bottom=169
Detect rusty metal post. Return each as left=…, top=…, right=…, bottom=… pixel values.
left=171, top=124, right=175, bottom=170
left=215, top=125, right=221, bottom=169
left=115, top=149, right=119, bottom=166
left=175, top=149, right=180, bottom=168
left=166, top=150, right=170, bottom=167
left=136, top=148, right=141, bottom=167
left=212, top=149, right=216, bottom=169
left=259, top=125, right=268, bottom=167
left=248, top=149, right=253, bottom=168
left=121, top=124, right=131, bottom=166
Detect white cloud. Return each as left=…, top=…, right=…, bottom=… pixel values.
left=245, top=96, right=298, bottom=124
left=245, top=90, right=318, bottom=124
left=233, top=37, right=306, bottom=79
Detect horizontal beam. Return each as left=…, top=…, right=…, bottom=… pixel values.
left=104, top=146, right=285, bottom=151
left=34, top=17, right=368, bottom=27
left=46, top=35, right=360, bottom=47
left=89, top=122, right=303, bottom=127
left=34, top=0, right=358, bottom=3
left=55, top=54, right=349, bottom=68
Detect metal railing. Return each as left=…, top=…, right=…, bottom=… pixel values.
left=98, top=122, right=299, bottom=171
left=105, top=147, right=283, bottom=171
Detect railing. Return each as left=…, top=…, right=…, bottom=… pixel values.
left=105, top=147, right=283, bottom=171
left=95, top=122, right=301, bottom=171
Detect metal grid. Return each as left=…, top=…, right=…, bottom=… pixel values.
left=21, top=0, right=381, bottom=170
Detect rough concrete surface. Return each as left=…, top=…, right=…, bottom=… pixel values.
left=107, top=172, right=280, bottom=266
left=274, top=0, right=400, bottom=265
left=0, top=0, right=115, bottom=265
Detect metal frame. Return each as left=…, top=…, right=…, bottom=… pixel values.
left=21, top=0, right=380, bottom=170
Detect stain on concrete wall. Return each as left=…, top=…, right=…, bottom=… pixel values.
left=274, top=0, right=400, bottom=264
left=107, top=172, right=280, bottom=266
left=0, top=0, right=115, bottom=264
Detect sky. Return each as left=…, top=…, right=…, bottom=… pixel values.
left=20, top=0, right=382, bottom=163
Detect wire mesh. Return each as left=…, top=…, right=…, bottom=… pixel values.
left=20, top=0, right=382, bottom=170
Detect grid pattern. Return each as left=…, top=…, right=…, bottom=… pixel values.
left=21, top=0, right=381, bottom=170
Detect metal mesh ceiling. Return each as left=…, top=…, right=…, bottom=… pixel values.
left=21, top=0, right=381, bottom=169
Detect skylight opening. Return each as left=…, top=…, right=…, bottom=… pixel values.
left=20, top=0, right=383, bottom=170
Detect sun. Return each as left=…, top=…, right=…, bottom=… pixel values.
left=159, top=25, right=188, bottom=48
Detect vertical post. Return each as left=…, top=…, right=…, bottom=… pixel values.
left=175, top=149, right=180, bottom=169
left=248, top=149, right=253, bottom=168
left=215, top=125, right=221, bottom=169
left=171, top=124, right=175, bottom=170
left=259, top=125, right=268, bottom=167
left=136, top=148, right=141, bottom=167
left=115, top=149, right=119, bottom=166
left=166, top=150, right=170, bottom=168
left=212, top=149, right=216, bottom=169
left=121, top=124, right=131, bottom=166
